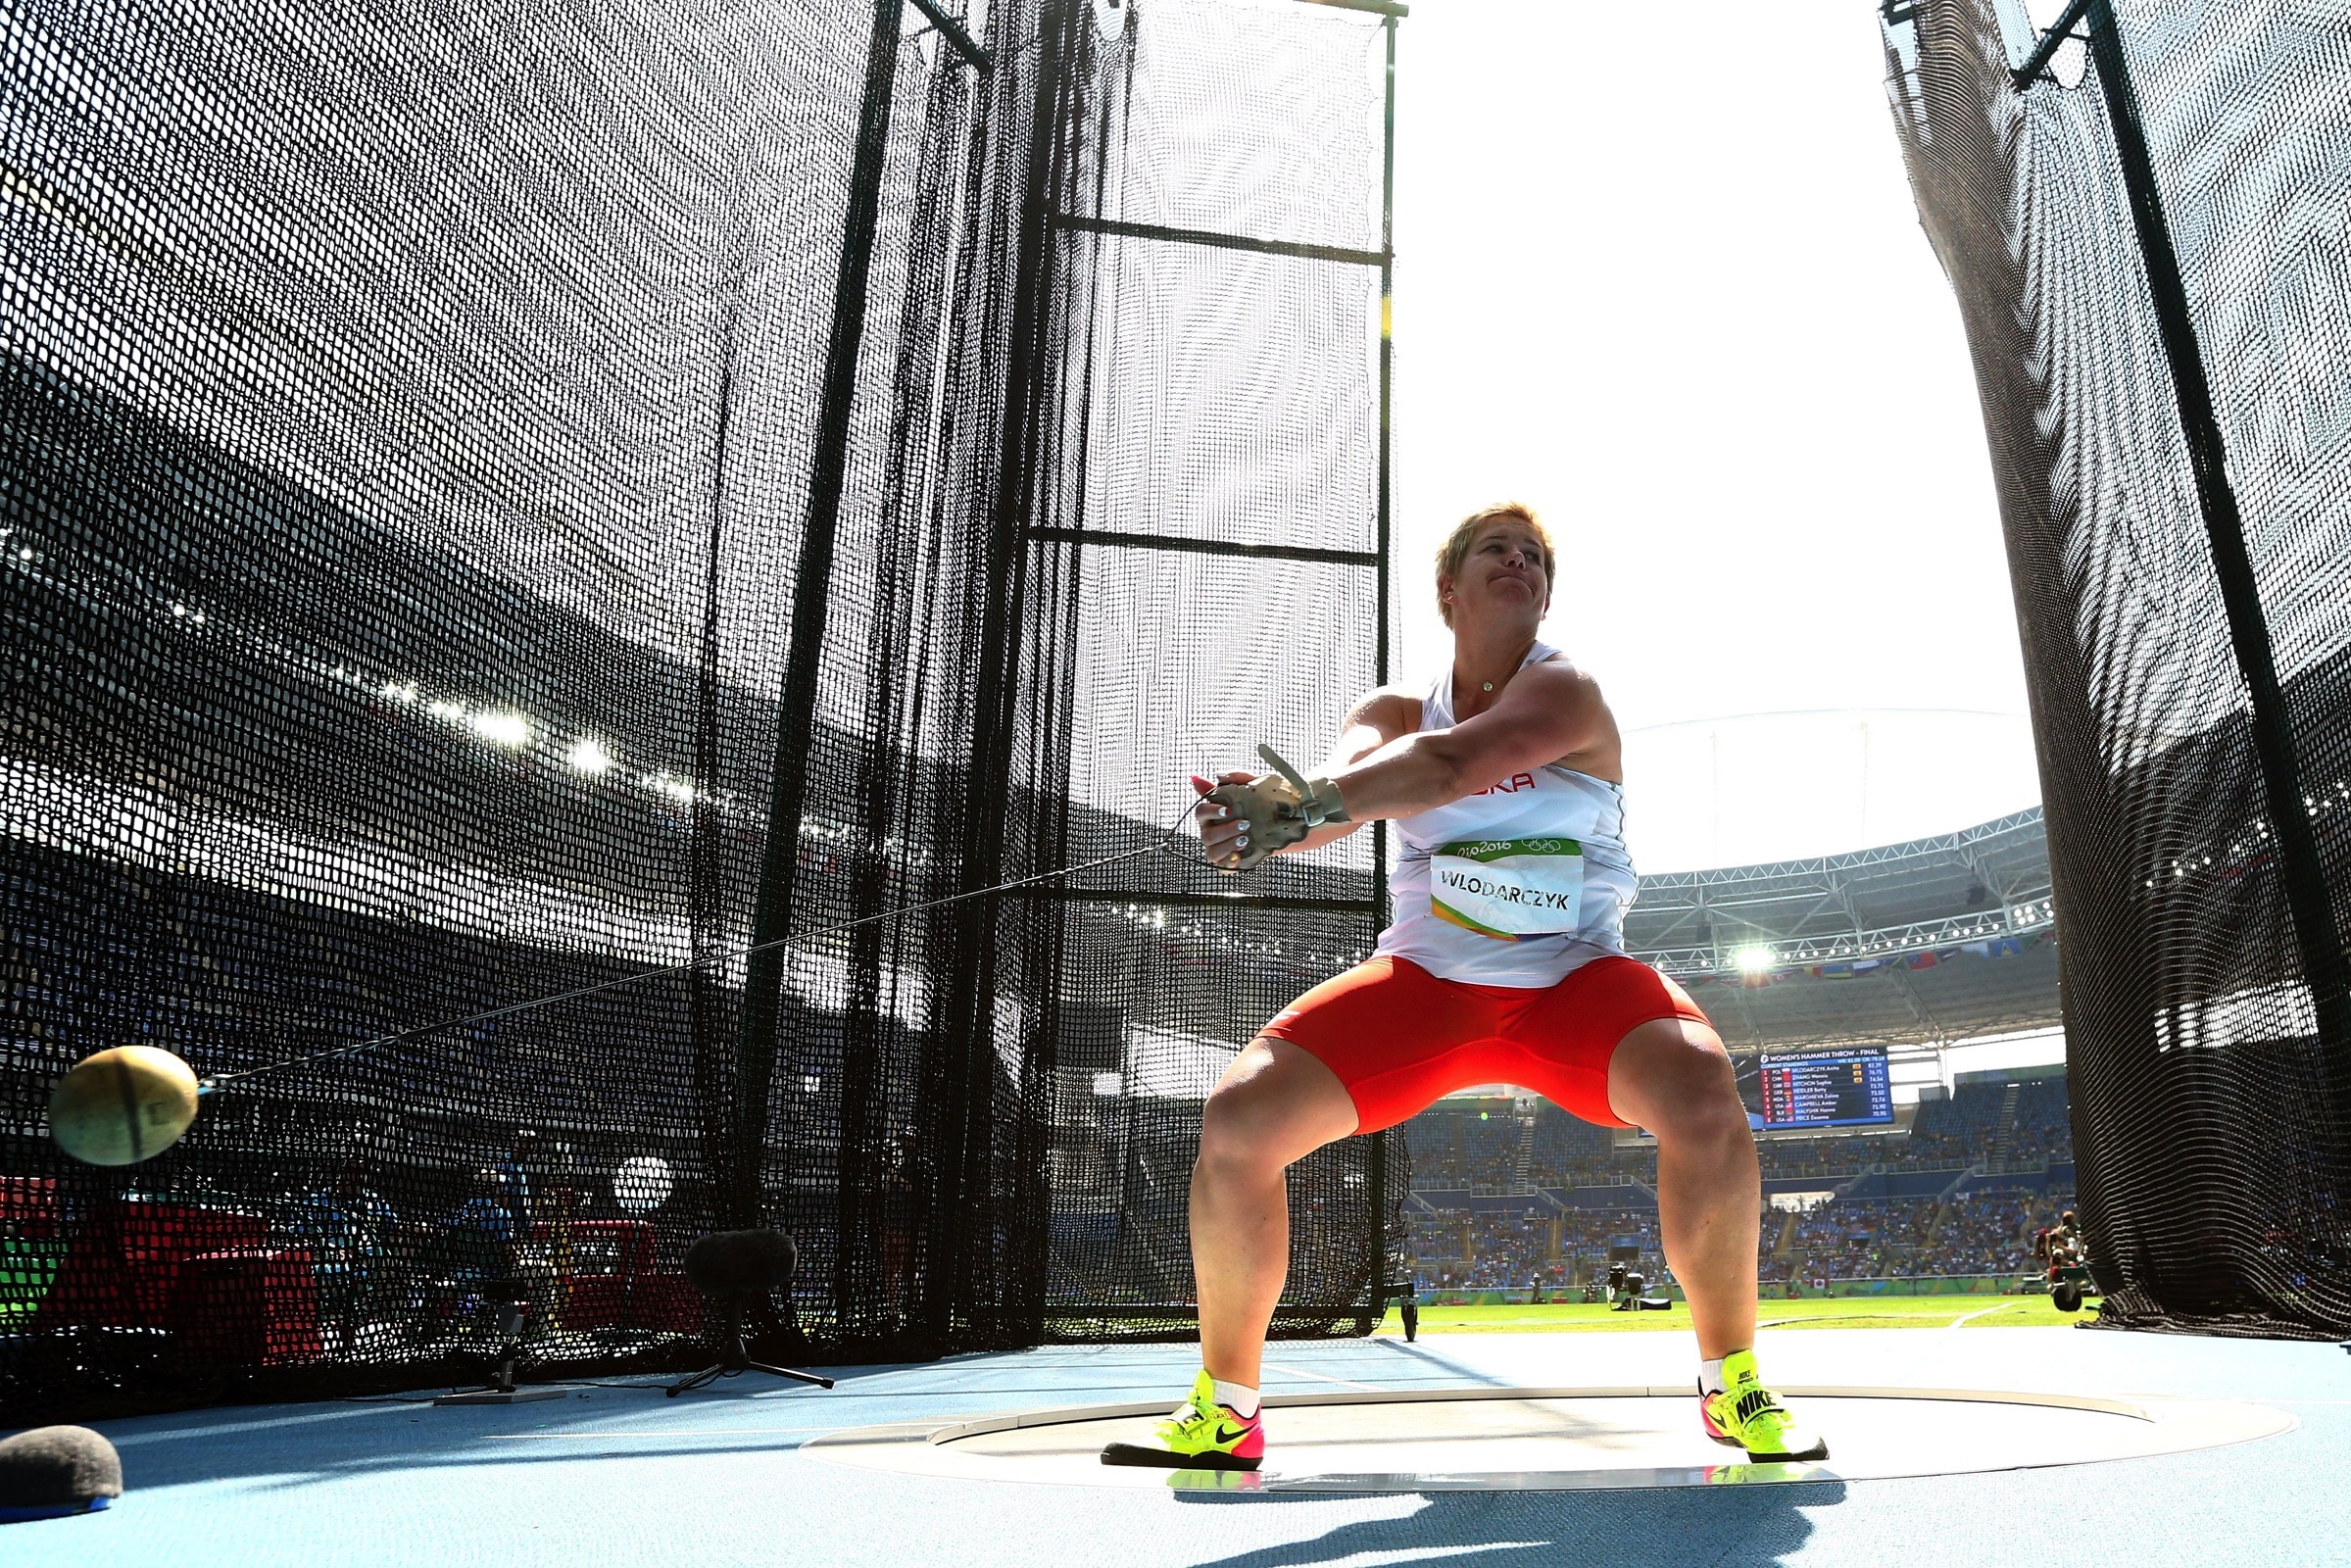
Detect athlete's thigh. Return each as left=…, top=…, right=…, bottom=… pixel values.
left=1257, top=956, right=1505, bottom=1135
left=1508, top=956, right=1710, bottom=1129
left=1605, top=1013, right=1739, bottom=1135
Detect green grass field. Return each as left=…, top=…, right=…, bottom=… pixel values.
left=1374, top=1294, right=2094, bottom=1335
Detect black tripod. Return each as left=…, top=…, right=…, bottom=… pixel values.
left=665, top=1228, right=834, bottom=1396
left=1374, top=1278, right=1420, bottom=1342
left=666, top=1295, right=833, bottom=1396
left=435, top=1287, right=565, bottom=1405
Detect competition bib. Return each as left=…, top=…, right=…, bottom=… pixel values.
left=1430, top=837, right=1586, bottom=940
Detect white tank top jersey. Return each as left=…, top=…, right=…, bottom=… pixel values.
left=1373, top=640, right=1640, bottom=988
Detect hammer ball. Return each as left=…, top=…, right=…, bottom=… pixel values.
left=49, top=1046, right=201, bottom=1166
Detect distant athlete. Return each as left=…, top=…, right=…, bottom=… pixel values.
left=2035, top=1207, right=2085, bottom=1269
left=1102, top=502, right=1825, bottom=1471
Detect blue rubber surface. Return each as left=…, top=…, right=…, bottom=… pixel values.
left=8, top=1326, right=2345, bottom=1567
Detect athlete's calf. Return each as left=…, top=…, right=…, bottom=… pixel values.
left=1607, top=1017, right=1760, bottom=1363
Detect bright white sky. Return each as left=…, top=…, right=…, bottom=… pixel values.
left=1390, top=1, right=2042, bottom=870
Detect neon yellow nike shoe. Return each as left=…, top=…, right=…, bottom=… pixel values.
left=1101, top=1371, right=1265, bottom=1471
left=1699, top=1349, right=1828, bottom=1462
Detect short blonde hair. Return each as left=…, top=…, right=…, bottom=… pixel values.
left=1436, top=502, right=1556, bottom=627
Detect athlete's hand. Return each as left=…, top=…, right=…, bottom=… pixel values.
left=1192, top=768, right=1316, bottom=871
left=1191, top=772, right=1257, bottom=872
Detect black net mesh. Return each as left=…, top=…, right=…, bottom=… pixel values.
left=1883, top=0, right=2351, bottom=1335
left=1, top=0, right=1403, bottom=1422
left=1011, top=0, right=1407, bottom=1343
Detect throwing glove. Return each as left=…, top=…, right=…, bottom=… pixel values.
left=1203, top=746, right=1348, bottom=871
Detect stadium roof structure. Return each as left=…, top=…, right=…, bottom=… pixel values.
left=1624, top=807, right=2060, bottom=1051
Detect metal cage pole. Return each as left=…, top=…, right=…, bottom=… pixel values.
left=926, top=0, right=1085, bottom=1347
left=1360, top=4, right=1399, bottom=1336
left=731, top=0, right=907, bottom=1229
left=1001, top=0, right=1399, bottom=1337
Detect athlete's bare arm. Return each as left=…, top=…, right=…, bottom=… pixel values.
left=1341, top=661, right=1621, bottom=813
left=1192, top=664, right=1619, bottom=864
left=1192, top=686, right=1414, bottom=860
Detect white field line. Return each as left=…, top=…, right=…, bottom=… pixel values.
left=1947, top=1302, right=2023, bottom=1329
left=1262, top=1362, right=1387, bottom=1393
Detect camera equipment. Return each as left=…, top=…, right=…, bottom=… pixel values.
left=434, top=1242, right=565, bottom=1408
left=432, top=1296, right=566, bottom=1406
left=666, top=1229, right=834, bottom=1396
left=1605, top=1252, right=1674, bottom=1312
left=1605, top=1259, right=1636, bottom=1306
left=1608, top=1262, right=1648, bottom=1310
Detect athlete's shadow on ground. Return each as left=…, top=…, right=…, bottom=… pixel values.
left=1178, top=1479, right=1844, bottom=1568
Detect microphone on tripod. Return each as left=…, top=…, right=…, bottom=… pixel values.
left=666, top=1229, right=834, bottom=1396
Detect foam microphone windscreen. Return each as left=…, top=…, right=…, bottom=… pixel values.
left=0, top=1426, right=122, bottom=1523
left=683, top=1228, right=797, bottom=1298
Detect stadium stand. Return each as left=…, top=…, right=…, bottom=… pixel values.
left=1762, top=1189, right=2065, bottom=1287
left=1408, top=1204, right=1669, bottom=1295
left=1626, top=809, right=2058, bottom=1050
left=1406, top=1059, right=2079, bottom=1290
left=1393, top=808, right=2078, bottom=1295
left=1407, top=1101, right=1524, bottom=1193
left=1525, top=1106, right=1615, bottom=1188
left=1902, top=1081, right=2010, bottom=1168
left=2009, top=1078, right=2076, bottom=1166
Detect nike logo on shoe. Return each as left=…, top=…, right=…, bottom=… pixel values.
left=1212, top=1423, right=1254, bottom=1445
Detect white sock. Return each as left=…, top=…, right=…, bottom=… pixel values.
left=1699, top=1357, right=1728, bottom=1396
left=1211, top=1377, right=1260, bottom=1418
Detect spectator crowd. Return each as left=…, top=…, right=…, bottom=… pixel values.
left=1407, top=1081, right=2082, bottom=1289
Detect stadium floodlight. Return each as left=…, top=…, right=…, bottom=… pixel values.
left=1734, top=945, right=1776, bottom=974
left=469, top=710, right=532, bottom=748
left=566, top=737, right=614, bottom=775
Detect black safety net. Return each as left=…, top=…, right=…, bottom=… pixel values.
left=1, top=0, right=1404, bottom=1424
left=1883, top=0, right=2351, bottom=1335
left=1015, top=0, right=1408, bottom=1344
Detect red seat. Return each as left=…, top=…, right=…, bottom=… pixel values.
left=32, top=1200, right=268, bottom=1330
left=171, top=1250, right=323, bottom=1366
left=0, top=1177, right=60, bottom=1240
left=561, top=1272, right=703, bottom=1333
left=529, top=1218, right=701, bottom=1333
left=1, top=1177, right=65, bottom=1320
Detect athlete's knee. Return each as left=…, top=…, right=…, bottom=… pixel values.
left=1197, top=1076, right=1291, bottom=1178
left=1658, top=1055, right=1749, bottom=1149
left=1674, top=1079, right=1752, bottom=1152
left=1613, top=1022, right=1747, bottom=1147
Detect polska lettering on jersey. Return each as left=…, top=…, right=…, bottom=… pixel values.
left=1473, top=772, right=1539, bottom=796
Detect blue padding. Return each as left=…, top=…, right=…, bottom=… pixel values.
left=0, top=1495, right=112, bottom=1523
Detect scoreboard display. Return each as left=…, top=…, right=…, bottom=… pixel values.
left=1752, top=1046, right=1893, bottom=1130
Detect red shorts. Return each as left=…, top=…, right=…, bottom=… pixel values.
left=1260, top=954, right=1711, bottom=1134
